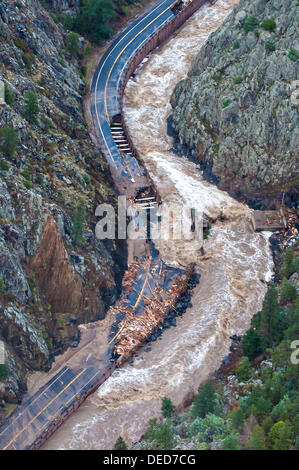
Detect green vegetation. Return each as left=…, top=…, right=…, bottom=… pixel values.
left=243, top=16, right=259, bottom=32
left=22, top=52, right=35, bottom=71
left=161, top=397, right=174, bottom=418
left=0, top=277, right=5, bottom=294
left=24, top=90, right=39, bottom=125
left=139, top=245, right=298, bottom=450
left=0, top=127, right=19, bottom=156
left=192, top=380, right=216, bottom=418
left=0, top=364, right=9, bottom=381
left=260, top=19, right=276, bottom=32
left=288, top=48, right=299, bottom=61
left=4, top=83, right=14, bottom=106
left=65, top=32, right=80, bottom=56
left=265, top=40, right=276, bottom=52
left=71, top=0, right=116, bottom=44
left=233, top=76, right=243, bottom=84
left=222, top=99, right=230, bottom=108
left=72, top=200, right=86, bottom=244
left=113, top=436, right=128, bottom=450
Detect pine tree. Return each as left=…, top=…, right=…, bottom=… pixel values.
left=113, top=436, right=127, bottom=450
left=268, top=421, right=292, bottom=450
left=4, top=83, right=14, bottom=106
left=24, top=90, right=39, bottom=125
left=192, top=380, right=216, bottom=419
left=280, top=277, right=297, bottom=303
left=259, top=285, right=281, bottom=345
left=242, top=327, right=264, bottom=360
left=246, top=425, right=266, bottom=450
left=280, top=248, right=295, bottom=279
left=153, top=424, right=173, bottom=450
left=236, top=357, right=251, bottom=382
left=161, top=397, right=174, bottom=418
left=0, top=127, right=19, bottom=156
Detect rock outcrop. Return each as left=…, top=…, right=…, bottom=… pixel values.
left=0, top=0, right=126, bottom=407
left=170, top=0, right=298, bottom=203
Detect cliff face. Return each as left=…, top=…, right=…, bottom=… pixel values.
left=0, top=0, right=125, bottom=405
left=171, top=0, right=298, bottom=203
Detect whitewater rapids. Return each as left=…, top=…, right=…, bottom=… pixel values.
left=42, top=0, right=273, bottom=450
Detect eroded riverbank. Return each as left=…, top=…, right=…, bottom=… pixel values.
left=42, top=0, right=273, bottom=450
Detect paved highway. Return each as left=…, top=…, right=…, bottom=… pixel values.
left=0, top=0, right=202, bottom=450
left=91, top=0, right=178, bottom=189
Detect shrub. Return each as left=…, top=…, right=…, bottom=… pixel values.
left=0, top=364, right=9, bottom=381
left=265, top=40, right=276, bottom=52
left=24, top=90, right=39, bottom=125
left=0, top=277, right=5, bottom=294
left=280, top=277, right=297, bottom=303
left=280, top=248, right=296, bottom=279
left=243, top=16, right=259, bottom=32
left=246, top=425, right=266, bottom=450
left=113, top=436, right=127, bottom=450
left=222, top=99, right=230, bottom=108
left=0, top=127, right=19, bottom=156
left=23, top=52, right=35, bottom=71
left=260, top=19, right=276, bottom=32
left=41, top=116, right=53, bottom=131
left=0, top=159, right=9, bottom=172
left=4, top=83, right=14, bottom=105
left=161, top=397, right=174, bottom=418
left=221, top=433, right=242, bottom=450
left=288, top=48, right=299, bottom=62
left=236, top=357, right=251, bottom=382
left=153, top=424, right=173, bottom=450
left=189, top=414, right=225, bottom=440
left=233, top=76, right=243, bottom=84
left=242, top=327, right=264, bottom=360
left=65, top=32, right=80, bottom=56
left=192, top=380, right=217, bottom=419
left=83, top=174, right=91, bottom=185
left=268, top=421, right=292, bottom=450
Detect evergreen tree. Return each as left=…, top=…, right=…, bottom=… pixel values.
left=4, top=83, right=14, bottom=106
left=246, top=425, right=266, bottom=450
left=230, top=407, right=245, bottom=432
left=280, top=248, right=295, bottom=279
left=221, top=433, right=242, bottom=450
left=24, top=90, right=39, bottom=125
left=161, top=397, right=174, bottom=418
left=236, top=357, right=251, bottom=382
left=259, top=285, right=281, bottom=345
left=65, top=32, right=80, bottom=56
left=153, top=424, right=173, bottom=450
left=242, top=327, right=264, bottom=360
left=73, top=0, right=116, bottom=44
left=268, top=421, right=292, bottom=450
left=0, top=127, right=19, bottom=156
left=113, top=436, right=128, bottom=450
left=280, top=277, right=297, bottom=303
left=192, top=380, right=216, bottom=419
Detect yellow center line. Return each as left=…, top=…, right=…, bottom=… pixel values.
left=104, top=1, right=177, bottom=122
left=2, top=368, right=87, bottom=450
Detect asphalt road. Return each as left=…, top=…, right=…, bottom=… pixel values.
left=91, top=0, right=177, bottom=186
left=0, top=0, right=192, bottom=450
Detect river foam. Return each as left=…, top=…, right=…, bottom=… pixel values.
left=42, top=0, right=273, bottom=450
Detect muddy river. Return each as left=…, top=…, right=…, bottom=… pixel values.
left=42, top=0, right=273, bottom=450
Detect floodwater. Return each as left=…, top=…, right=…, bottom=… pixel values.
left=43, top=0, right=273, bottom=450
